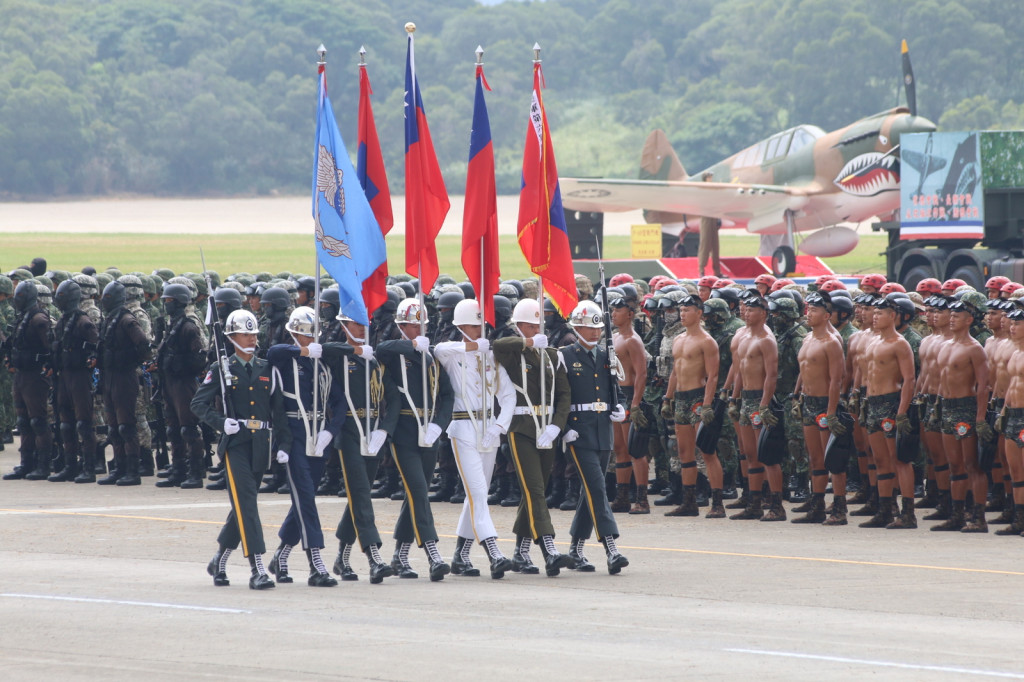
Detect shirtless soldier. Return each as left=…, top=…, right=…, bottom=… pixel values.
left=995, top=307, right=1024, bottom=534
left=933, top=292, right=993, bottom=532
left=662, top=295, right=720, bottom=517
left=860, top=295, right=917, bottom=529
left=916, top=296, right=954, bottom=522
left=791, top=292, right=847, bottom=524
left=846, top=294, right=880, bottom=517
left=729, top=294, right=781, bottom=521
left=609, top=295, right=650, bottom=514
left=984, top=300, right=1014, bottom=521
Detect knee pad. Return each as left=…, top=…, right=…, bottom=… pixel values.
left=59, top=422, right=75, bottom=442
left=76, top=421, right=94, bottom=439
left=118, top=422, right=138, bottom=441
left=30, top=417, right=48, bottom=434
left=180, top=424, right=200, bottom=440
left=16, top=415, right=33, bottom=436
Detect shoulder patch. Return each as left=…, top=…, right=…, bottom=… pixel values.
left=203, top=371, right=213, bottom=385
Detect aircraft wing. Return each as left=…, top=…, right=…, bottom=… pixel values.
left=900, top=148, right=946, bottom=175
left=560, top=177, right=812, bottom=228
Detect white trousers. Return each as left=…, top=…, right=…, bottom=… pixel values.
left=451, top=435, right=498, bottom=542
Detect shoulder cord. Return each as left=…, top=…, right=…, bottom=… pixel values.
left=342, top=355, right=380, bottom=455
left=278, top=356, right=330, bottom=456
left=511, top=348, right=557, bottom=436
left=459, top=348, right=498, bottom=437
left=397, top=351, right=438, bottom=440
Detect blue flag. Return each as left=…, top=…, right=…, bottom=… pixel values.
left=312, top=66, right=386, bottom=327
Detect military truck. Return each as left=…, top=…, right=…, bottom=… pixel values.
left=877, top=130, right=1024, bottom=289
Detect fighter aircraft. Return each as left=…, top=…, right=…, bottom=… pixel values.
left=561, top=41, right=937, bottom=275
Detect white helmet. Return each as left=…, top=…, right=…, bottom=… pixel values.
left=511, top=299, right=541, bottom=324
left=568, top=300, right=604, bottom=328
left=224, top=309, right=259, bottom=335
left=453, top=299, right=483, bottom=327
left=286, top=306, right=316, bottom=337
left=395, top=298, right=426, bottom=325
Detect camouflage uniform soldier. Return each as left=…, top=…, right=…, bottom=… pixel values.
left=121, top=275, right=156, bottom=475
left=704, top=297, right=744, bottom=491
left=35, top=278, right=60, bottom=323
left=649, top=292, right=686, bottom=504
left=769, top=297, right=809, bottom=500
left=0, top=274, right=16, bottom=445
left=169, top=276, right=209, bottom=350
left=72, top=273, right=106, bottom=472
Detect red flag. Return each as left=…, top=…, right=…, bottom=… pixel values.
left=517, top=61, right=578, bottom=317
left=462, top=64, right=499, bottom=326
left=404, top=33, right=450, bottom=292
left=357, top=61, right=393, bottom=317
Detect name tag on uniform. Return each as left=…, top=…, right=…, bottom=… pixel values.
left=259, top=376, right=269, bottom=382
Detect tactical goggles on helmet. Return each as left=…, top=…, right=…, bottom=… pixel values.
left=805, top=293, right=832, bottom=311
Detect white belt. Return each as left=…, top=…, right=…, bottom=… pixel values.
left=513, top=405, right=553, bottom=416
left=570, top=401, right=609, bottom=413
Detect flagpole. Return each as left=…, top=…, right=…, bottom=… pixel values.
left=475, top=45, right=489, bottom=443
left=313, top=44, right=328, bottom=450
left=533, top=43, right=549, bottom=430
left=358, top=45, right=373, bottom=444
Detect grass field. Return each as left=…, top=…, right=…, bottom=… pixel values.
left=0, top=232, right=889, bottom=280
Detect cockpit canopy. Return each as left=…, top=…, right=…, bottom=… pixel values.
left=732, top=125, right=825, bottom=169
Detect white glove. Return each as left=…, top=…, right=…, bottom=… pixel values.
left=367, top=429, right=387, bottom=455
left=223, top=418, right=240, bottom=435
left=474, top=338, right=490, bottom=353
left=307, top=342, right=322, bottom=359
left=423, top=423, right=443, bottom=446
left=414, top=336, right=430, bottom=353
left=314, top=429, right=334, bottom=457
left=536, top=423, right=561, bottom=449
left=359, top=344, right=374, bottom=362
left=531, top=334, right=548, bottom=349
left=482, top=423, right=504, bottom=449
left=562, top=429, right=579, bottom=444
left=610, top=404, right=627, bottom=423
left=276, top=450, right=289, bottom=464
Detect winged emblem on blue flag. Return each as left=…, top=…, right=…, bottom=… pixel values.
left=314, top=143, right=352, bottom=259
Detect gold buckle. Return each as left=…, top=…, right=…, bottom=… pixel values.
left=593, top=401, right=608, bottom=413
left=245, top=419, right=261, bottom=430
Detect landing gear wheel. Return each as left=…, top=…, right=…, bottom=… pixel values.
left=771, top=246, right=796, bottom=277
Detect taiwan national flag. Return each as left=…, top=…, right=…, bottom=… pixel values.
left=404, top=32, right=450, bottom=293
left=312, top=64, right=387, bottom=327
left=462, top=62, right=499, bottom=326
left=517, top=61, right=578, bottom=317
left=357, top=62, right=393, bottom=318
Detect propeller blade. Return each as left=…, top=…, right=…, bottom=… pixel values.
left=901, top=39, right=917, bottom=117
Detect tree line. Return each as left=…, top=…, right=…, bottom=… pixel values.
left=1, top=0, right=1021, bottom=198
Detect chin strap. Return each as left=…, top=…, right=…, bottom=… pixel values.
left=227, top=336, right=256, bottom=355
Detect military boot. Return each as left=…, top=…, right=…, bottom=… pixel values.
left=850, top=486, right=879, bottom=516
left=859, top=494, right=895, bottom=528
left=155, top=460, right=186, bottom=488
left=428, top=470, right=456, bottom=503
left=47, top=454, right=77, bottom=482
left=74, top=448, right=96, bottom=483
left=886, top=498, right=917, bottom=529
left=450, top=536, right=480, bottom=577
left=665, top=485, right=699, bottom=517
left=918, top=479, right=939, bottom=509
left=546, top=476, right=566, bottom=509
left=116, top=450, right=142, bottom=486
left=629, top=486, right=650, bottom=514
left=488, top=473, right=509, bottom=505
left=653, top=474, right=683, bottom=507
left=449, top=479, right=466, bottom=504
left=559, top=477, right=580, bottom=511
left=986, top=484, right=1006, bottom=512
left=930, top=500, right=966, bottom=531
left=791, top=493, right=827, bottom=524
left=24, top=452, right=51, bottom=481
left=822, top=496, right=848, bottom=525
left=706, top=489, right=726, bottom=518
left=922, top=489, right=951, bottom=521
left=991, top=499, right=1015, bottom=526
left=961, top=503, right=989, bottom=533
left=97, top=452, right=124, bottom=485
left=725, top=478, right=748, bottom=509
left=609, top=483, right=631, bottom=513
left=788, top=473, right=810, bottom=504
left=729, top=490, right=763, bottom=520
left=179, top=455, right=205, bottom=489
left=317, top=467, right=341, bottom=496
left=995, top=506, right=1024, bottom=536
left=139, top=448, right=155, bottom=477
left=760, top=492, right=787, bottom=521
left=500, top=477, right=522, bottom=507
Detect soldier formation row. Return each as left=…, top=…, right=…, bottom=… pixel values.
left=1, top=261, right=1022, bottom=589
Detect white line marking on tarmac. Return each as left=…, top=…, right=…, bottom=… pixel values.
left=725, top=648, right=1024, bottom=679
left=0, top=500, right=340, bottom=515
left=1, top=593, right=250, bottom=614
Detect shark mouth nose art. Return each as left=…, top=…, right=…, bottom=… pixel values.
left=834, top=153, right=899, bottom=196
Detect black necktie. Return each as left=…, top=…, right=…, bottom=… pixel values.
left=246, top=363, right=252, bottom=378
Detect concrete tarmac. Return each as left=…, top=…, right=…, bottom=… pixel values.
left=1, top=450, right=1023, bottom=681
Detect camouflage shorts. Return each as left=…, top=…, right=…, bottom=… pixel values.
left=1004, top=409, right=1024, bottom=448
left=739, top=390, right=763, bottom=428
left=856, top=385, right=868, bottom=428
left=920, top=394, right=941, bottom=433
left=865, top=391, right=899, bottom=438
left=673, top=387, right=704, bottom=426
left=800, top=395, right=830, bottom=429
left=941, top=396, right=977, bottom=440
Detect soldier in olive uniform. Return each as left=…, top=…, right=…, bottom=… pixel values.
left=769, top=295, right=809, bottom=501
left=192, top=309, right=286, bottom=590
left=96, top=281, right=152, bottom=485
left=492, top=299, right=574, bottom=577
left=48, top=280, right=99, bottom=482
left=561, top=301, right=630, bottom=575
left=0, top=274, right=16, bottom=447
left=2, top=281, right=53, bottom=480
left=321, top=313, right=400, bottom=584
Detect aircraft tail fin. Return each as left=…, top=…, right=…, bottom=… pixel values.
left=640, top=129, right=687, bottom=181
left=640, top=129, right=690, bottom=229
